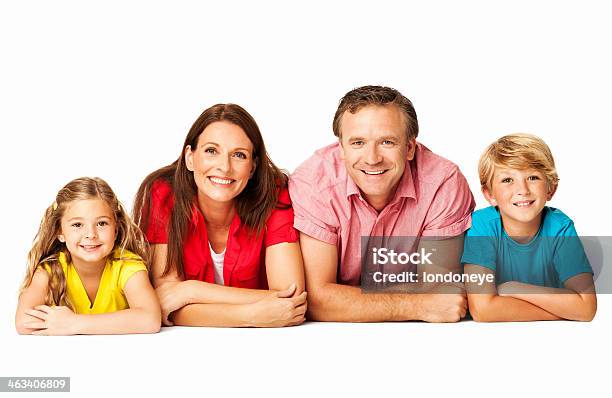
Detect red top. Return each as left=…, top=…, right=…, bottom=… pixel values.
left=145, top=179, right=299, bottom=289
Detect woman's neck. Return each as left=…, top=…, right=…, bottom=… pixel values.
left=197, top=195, right=236, bottom=228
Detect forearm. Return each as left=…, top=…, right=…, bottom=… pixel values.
left=500, top=283, right=596, bottom=321
left=73, top=309, right=161, bottom=335
left=172, top=303, right=254, bottom=327
left=469, top=294, right=560, bottom=322
left=183, top=280, right=272, bottom=305
left=308, top=282, right=420, bottom=322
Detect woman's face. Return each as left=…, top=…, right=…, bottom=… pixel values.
left=185, top=121, right=256, bottom=205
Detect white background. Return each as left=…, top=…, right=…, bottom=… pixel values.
left=1, top=1, right=610, bottom=397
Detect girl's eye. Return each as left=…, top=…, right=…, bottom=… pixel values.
left=97, top=221, right=108, bottom=227
left=71, top=223, right=82, bottom=228
left=204, top=147, right=217, bottom=154
left=233, top=152, right=247, bottom=159
left=501, top=178, right=512, bottom=183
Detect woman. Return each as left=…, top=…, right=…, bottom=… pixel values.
left=133, top=104, right=306, bottom=327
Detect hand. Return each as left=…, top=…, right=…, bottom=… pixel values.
left=246, top=284, right=307, bottom=327
left=416, top=285, right=467, bottom=323
left=23, top=305, right=79, bottom=335
left=156, top=281, right=189, bottom=326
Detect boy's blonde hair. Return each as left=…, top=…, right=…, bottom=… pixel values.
left=478, top=133, right=559, bottom=192
left=20, top=177, right=150, bottom=309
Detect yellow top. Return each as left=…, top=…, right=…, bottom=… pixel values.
left=42, top=248, right=147, bottom=314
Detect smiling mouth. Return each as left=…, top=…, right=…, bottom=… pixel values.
left=361, top=170, right=388, bottom=176
left=80, top=244, right=102, bottom=252
left=513, top=200, right=535, bottom=207
left=208, top=177, right=235, bottom=185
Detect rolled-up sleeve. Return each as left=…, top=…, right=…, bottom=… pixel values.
left=421, top=165, right=475, bottom=237
left=288, top=166, right=339, bottom=245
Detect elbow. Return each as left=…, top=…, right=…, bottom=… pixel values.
left=142, top=318, right=162, bottom=334
left=16, top=325, right=32, bottom=335
left=468, top=300, right=496, bottom=323
left=572, top=302, right=597, bottom=322
left=15, top=316, right=32, bottom=335
left=139, top=311, right=162, bottom=334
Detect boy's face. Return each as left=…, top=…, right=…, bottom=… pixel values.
left=483, top=167, right=555, bottom=231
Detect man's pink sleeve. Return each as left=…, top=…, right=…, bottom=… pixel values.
left=421, top=166, right=475, bottom=237
left=288, top=168, right=339, bottom=245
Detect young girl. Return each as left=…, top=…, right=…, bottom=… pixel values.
left=16, top=177, right=161, bottom=335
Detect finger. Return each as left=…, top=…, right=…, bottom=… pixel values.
left=289, top=292, right=307, bottom=306
left=289, top=315, right=305, bottom=326
left=34, top=305, right=53, bottom=313
left=32, top=329, right=48, bottom=336
left=276, top=284, right=296, bottom=298
left=23, top=322, right=47, bottom=329
left=294, top=303, right=307, bottom=316
left=25, top=309, right=48, bottom=320
left=161, top=311, right=174, bottom=327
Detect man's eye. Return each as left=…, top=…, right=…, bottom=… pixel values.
left=382, top=140, right=395, bottom=145
left=351, top=141, right=364, bottom=146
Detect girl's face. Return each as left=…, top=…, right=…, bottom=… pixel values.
left=58, top=198, right=117, bottom=268
left=185, top=121, right=256, bottom=205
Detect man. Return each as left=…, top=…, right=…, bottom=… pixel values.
left=288, top=85, right=475, bottom=322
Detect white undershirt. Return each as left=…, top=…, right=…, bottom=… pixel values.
left=208, top=242, right=226, bottom=285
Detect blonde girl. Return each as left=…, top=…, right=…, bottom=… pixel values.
left=16, top=177, right=161, bottom=335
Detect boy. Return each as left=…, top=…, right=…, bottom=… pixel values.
left=461, top=133, right=596, bottom=322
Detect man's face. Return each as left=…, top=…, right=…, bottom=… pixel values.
left=339, top=104, right=416, bottom=211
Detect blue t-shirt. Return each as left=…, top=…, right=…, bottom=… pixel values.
left=461, top=206, right=592, bottom=288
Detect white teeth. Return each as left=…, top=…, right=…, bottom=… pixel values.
left=363, top=170, right=385, bottom=175
left=514, top=201, right=533, bottom=207
left=210, top=177, right=233, bottom=185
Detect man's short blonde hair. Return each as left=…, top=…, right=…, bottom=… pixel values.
left=478, top=133, right=559, bottom=192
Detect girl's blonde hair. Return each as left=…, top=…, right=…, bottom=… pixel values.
left=478, top=133, right=560, bottom=192
left=19, top=177, right=149, bottom=309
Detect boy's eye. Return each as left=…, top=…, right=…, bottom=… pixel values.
left=501, top=177, right=512, bottom=183
left=528, top=175, right=541, bottom=181
left=71, top=222, right=82, bottom=228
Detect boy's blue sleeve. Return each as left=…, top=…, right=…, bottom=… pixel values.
left=460, top=213, right=497, bottom=272
left=553, top=222, right=593, bottom=283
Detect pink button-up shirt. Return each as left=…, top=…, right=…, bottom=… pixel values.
left=289, top=142, right=475, bottom=286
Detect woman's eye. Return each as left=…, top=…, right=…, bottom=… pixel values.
left=204, top=147, right=217, bottom=154
left=234, top=152, right=247, bottom=159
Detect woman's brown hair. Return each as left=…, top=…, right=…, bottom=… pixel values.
left=133, top=103, right=288, bottom=278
